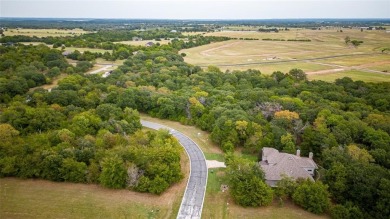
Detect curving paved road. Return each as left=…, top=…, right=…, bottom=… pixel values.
left=141, top=120, right=207, bottom=219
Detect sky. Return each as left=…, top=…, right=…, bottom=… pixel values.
left=1, top=0, right=389, bottom=19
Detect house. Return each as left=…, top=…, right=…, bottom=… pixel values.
left=259, top=147, right=317, bottom=187
left=145, top=42, right=155, bottom=47
left=3, top=42, right=14, bottom=46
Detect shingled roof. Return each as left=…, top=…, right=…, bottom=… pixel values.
left=260, top=147, right=317, bottom=182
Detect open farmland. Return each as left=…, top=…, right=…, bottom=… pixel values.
left=115, top=39, right=171, bottom=46
left=3, top=28, right=90, bottom=37
left=181, top=28, right=390, bottom=81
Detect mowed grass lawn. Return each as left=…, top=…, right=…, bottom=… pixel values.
left=3, top=28, right=90, bottom=37
left=0, top=178, right=180, bottom=219
left=181, top=29, right=390, bottom=82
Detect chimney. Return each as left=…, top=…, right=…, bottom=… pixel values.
left=296, top=149, right=300, bottom=157
left=309, top=152, right=313, bottom=159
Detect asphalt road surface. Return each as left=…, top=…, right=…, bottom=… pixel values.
left=141, top=120, right=207, bottom=219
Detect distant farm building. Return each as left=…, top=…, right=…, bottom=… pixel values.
left=260, top=147, right=317, bottom=187
left=3, top=42, right=14, bottom=46
left=145, top=42, right=155, bottom=47
left=102, top=71, right=112, bottom=78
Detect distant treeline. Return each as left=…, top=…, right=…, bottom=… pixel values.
left=258, top=28, right=280, bottom=32
left=0, top=31, right=231, bottom=61
left=0, top=29, right=182, bottom=44
left=2, top=18, right=388, bottom=31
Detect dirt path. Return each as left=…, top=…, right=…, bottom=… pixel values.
left=88, top=64, right=113, bottom=74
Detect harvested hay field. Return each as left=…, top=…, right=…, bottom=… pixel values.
left=181, top=29, right=390, bottom=82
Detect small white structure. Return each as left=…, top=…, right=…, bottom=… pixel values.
left=206, top=160, right=226, bottom=169
left=102, top=71, right=112, bottom=78
left=260, top=147, right=317, bottom=187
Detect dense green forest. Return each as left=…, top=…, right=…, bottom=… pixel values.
left=1, top=30, right=389, bottom=218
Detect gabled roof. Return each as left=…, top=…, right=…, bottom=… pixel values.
left=260, top=147, right=317, bottom=181
left=145, top=42, right=155, bottom=46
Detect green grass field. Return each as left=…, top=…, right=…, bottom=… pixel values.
left=0, top=177, right=184, bottom=219
left=204, top=153, right=225, bottom=161
left=181, top=28, right=390, bottom=82
left=3, top=28, right=90, bottom=37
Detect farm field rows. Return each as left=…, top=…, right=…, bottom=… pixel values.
left=181, top=29, right=390, bottom=81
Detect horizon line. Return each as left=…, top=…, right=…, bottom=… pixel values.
left=1, top=17, right=390, bottom=20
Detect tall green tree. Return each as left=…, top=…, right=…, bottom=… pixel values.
left=292, top=179, right=331, bottom=214
left=99, top=155, right=127, bottom=189
left=227, top=157, right=273, bottom=207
